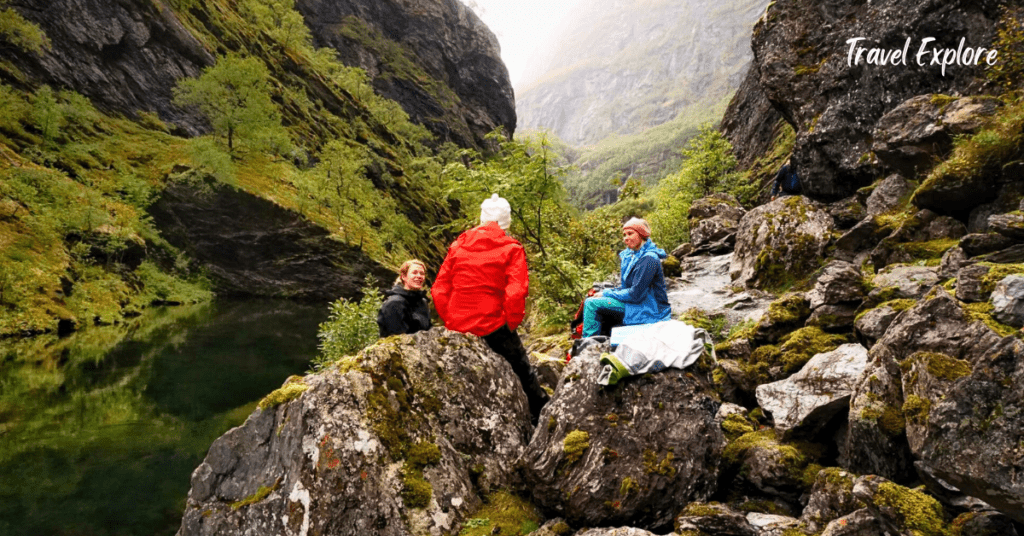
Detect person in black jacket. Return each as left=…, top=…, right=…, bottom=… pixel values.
left=770, top=157, right=802, bottom=200
left=377, top=259, right=432, bottom=337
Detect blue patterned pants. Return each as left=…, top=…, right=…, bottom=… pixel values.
left=582, top=296, right=626, bottom=338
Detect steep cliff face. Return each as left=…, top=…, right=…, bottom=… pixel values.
left=724, top=0, right=1003, bottom=200
left=4, top=0, right=514, bottom=150
left=296, top=0, right=515, bottom=148
left=1, top=0, right=213, bottom=135
left=515, top=0, right=766, bottom=147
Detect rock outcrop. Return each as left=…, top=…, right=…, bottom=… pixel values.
left=7, top=0, right=514, bottom=150
left=520, top=342, right=724, bottom=530
left=149, top=176, right=392, bottom=300
left=179, top=329, right=532, bottom=536
left=296, top=0, right=515, bottom=148
left=731, top=196, right=834, bottom=288
left=722, top=0, right=1005, bottom=199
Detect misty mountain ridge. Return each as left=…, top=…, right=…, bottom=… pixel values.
left=516, top=0, right=768, bottom=148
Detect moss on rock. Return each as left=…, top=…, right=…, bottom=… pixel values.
left=963, top=302, right=1019, bottom=337
left=721, top=413, right=756, bottom=441
left=562, top=430, right=590, bottom=466
left=257, top=381, right=308, bottom=411
left=903, top=395, right=932, bottom=426
left=874, top=481, right=949, bottom=536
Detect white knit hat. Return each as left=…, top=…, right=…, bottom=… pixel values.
left=480, top=193, right=511, bottom=230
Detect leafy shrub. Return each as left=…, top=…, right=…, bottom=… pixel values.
left=314, top=275, right=383, bottom=368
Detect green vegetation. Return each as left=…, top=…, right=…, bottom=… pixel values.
left=646, top=124, right=757, bottom=248
left=873, top=481, right=950, bottom=536
left=257, top=378, right=308, bottom=411
left=963, top=302, right=1020, bottom=338
left=0, top=0, right=49, bottom=53
left=173, top=54, right=290, bottom=154
left=860, top=404, right=906, bottom=438
left=401, top=440, right=441, bottom=508
left=562, top=430, right=591, bottom=466
left=721, top=413, right=756, bottom=441
left=458, top=490, right=542, bottom=536
left=312, top=275, right=384, bottom=369
left=556, top=94, right=734, bottom=208
left=231, top=479, right=281, bottom=510
left=988, top=6, right=1024, bottom=91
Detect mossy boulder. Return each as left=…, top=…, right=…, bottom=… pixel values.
left=720, top=429, right=826, bottom=507
left=749, top=292, right=812, bottom=345
left=179, top=329, right=532, bottom=536
left=741, top=326, right=849, bottom=386
left=730, top=196, right=834, bottom=290
left=675, top=502, right=758, bottom=536
left=910, top=335, right=1024, bottom=524
left=852, top=475, right=950, bottom=536
left=845, top=287, right=1002, bottom=484
left=867, top=265, right=939, bottom=302
left=519, top=341, right=724, bottom=529
left=799, top=468, right=864, bottom=534
left=689, top=193, right=745, bottom=222
left=853, top=299, right=915, bottom=348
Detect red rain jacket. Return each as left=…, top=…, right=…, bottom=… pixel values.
left=433, top=221, right=529, bottom=336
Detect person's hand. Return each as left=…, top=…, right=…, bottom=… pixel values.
left=594, top=290, right=604, bottom=298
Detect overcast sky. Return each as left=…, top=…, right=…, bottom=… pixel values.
left=466, top=0, right=584, bottom=89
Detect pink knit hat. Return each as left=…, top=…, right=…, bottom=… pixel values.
left=622, top=217, right=651, bottom=239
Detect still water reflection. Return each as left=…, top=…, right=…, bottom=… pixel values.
left=0, top=299, right=329, bottom=536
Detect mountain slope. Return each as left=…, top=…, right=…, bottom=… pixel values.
left=516, top=0, right=767, bottom=148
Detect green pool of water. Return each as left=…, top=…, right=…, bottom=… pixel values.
left=0, top=299, right=328, bottom=536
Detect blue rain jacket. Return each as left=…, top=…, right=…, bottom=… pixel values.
left=603, top=238, right=672, bottom=325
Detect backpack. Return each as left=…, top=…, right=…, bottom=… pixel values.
left=781, top=167, right=802, bottom=194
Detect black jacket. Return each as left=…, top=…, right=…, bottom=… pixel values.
left=377, top=285, right=431, bottom=337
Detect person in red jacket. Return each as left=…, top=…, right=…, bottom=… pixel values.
left=433, top=194, right=549, bottom=424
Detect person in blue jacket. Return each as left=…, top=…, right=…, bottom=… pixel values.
left=581, top=217, right=672, bottom=338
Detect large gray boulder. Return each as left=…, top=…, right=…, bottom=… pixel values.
left=800, top=468, right=865, bottom=534
left=871, top=96, right=1000, bottom=180
left=690, top=216, right=740, bottom=254
left=807, top=261, right=865, bottom=310
left=991, top=275, right=1024, bottom=328
left=519, top=344, right=723, bottom=529
left=865, top=175, right=912, bottom=217
left=867, top=265, right=939, bottom=301
left=178, top=329, right=532, bottom=536
left=844, top=288, right=1001, bottom=483
left=908, top=336, right=1024, bottom=524
left=731, top=197, right=834, bottom=289
left=756, top=344, right=869, bottom=437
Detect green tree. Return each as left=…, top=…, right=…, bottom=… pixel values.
left=239, top=0, right=313, bottom=52
left=681, top=123, right=739, bottom=197
left=30, top=85, right=63, bottom=144
left=172, top=54, right=285, bottom=152
left=0, top=0, right=49, bottom=53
